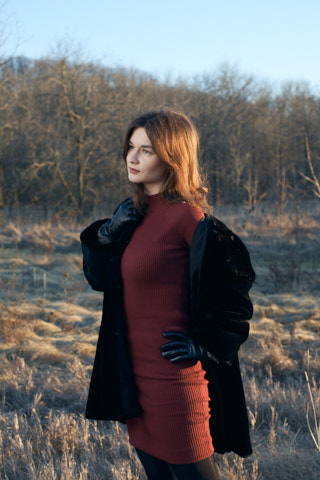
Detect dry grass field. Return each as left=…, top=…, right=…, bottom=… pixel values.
left=0, top=203, right=319, bottom=479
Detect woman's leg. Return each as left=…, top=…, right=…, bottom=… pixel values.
left=135, top=448, right=177, bottom=480
left=170, top=455, right=221, bottom=480
left=136, top=449, right=220, bottom=480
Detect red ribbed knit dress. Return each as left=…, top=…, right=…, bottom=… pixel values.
left=121, top=193, right=214, bottom=464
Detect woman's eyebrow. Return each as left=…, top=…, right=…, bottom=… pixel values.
left=129, top=141, right=154, bottom=149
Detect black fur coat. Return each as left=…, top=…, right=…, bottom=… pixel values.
left=80, top=211, right=255, bottom=457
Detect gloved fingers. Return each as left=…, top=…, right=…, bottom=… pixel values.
left=161, top=349, right=191, bottom=363
left=124, top=204, right=135, bottom=213
left=120, top=198, right=134, bottom=209
left=122, top=198, right=134, bottom=206
left=161, top=332, right=199, bottom=364
left=113, top=198, right=133, bottom=215
left=118, top=205, right=135, bottom=218
left=160, top=340, right=188, bottom=352
left=124, top=206, right=143, bottom=221
left=162, top=331, right=191, bottom=342
left=165, top=354, right=190, bottom=364
left=115, top=198, right=140, bottom=218
left=161, top=346, right=188, bottom=358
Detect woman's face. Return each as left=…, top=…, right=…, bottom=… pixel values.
left=126, top=127, right=167, bottom=195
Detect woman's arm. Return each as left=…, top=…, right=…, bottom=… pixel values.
left=80, top=198, right=143, bottom=292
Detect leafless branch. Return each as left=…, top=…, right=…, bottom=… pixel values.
left=300, top=134, right=320, bottom=199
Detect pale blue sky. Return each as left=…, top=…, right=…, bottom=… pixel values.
left=3, top=0, right=320, bottom=86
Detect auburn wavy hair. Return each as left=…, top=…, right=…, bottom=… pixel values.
left=122, top=106, right=212, bottom=213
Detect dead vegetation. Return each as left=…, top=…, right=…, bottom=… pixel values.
left=0, top=205, right=320, bottom=479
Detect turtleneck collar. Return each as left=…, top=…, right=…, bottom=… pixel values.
left=144, top=192, right=164, bottom=210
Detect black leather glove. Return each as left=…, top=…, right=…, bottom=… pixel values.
left=98, top=198, right=142, bottom=245
left=160, top=331, right=220, bottom=364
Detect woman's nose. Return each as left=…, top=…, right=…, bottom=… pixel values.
left=128, top=149, right=139, bottom=164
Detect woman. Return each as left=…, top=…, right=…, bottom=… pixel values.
left=80, top=106, right=255, bottom=480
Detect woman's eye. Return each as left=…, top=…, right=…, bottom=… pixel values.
left=143, top=149, right=151, bottom=155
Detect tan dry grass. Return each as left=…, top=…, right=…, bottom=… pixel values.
left=0, top=221, right=80, bottom=252
left=0, top=209, right=320, bottom=479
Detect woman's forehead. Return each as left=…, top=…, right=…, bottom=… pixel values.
left=129, top=127, right=153, bottom=147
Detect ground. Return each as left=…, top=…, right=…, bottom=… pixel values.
left=0, top=203, right=319, bottom=479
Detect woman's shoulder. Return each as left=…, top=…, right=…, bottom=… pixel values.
left=192, top=215, right=255, bottom=281
left=173, top=201, right=204, bottom=222
left=169, top=202, right=204, bottom=245
left=197, top=214, right=232, bottom=237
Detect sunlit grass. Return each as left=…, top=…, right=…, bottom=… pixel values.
left=0, top=207, right=319, bottom=479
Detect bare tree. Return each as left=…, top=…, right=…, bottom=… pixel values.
left=300, top=134, right=320, bottom=199
left=2, top=51, right=320, bottom=216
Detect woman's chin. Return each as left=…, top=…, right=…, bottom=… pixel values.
left=128, top=174, right=140, bottom=184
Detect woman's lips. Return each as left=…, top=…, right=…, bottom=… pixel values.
left=128, top=167, right=140, bottom=174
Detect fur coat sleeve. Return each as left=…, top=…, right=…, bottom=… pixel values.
left=80, top=218, right=111, bottom=292
left=189, top=216, right=255, bottom=364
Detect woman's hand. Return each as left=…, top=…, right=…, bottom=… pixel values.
left=98, top=198, right=142, bottom=244
left=160, top=331, right=220, bottom=364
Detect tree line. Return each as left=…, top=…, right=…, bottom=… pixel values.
left=0, top=55, right=319, bottom=218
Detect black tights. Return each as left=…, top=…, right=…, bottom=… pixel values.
left=136, top=448, right=221, bottom=480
